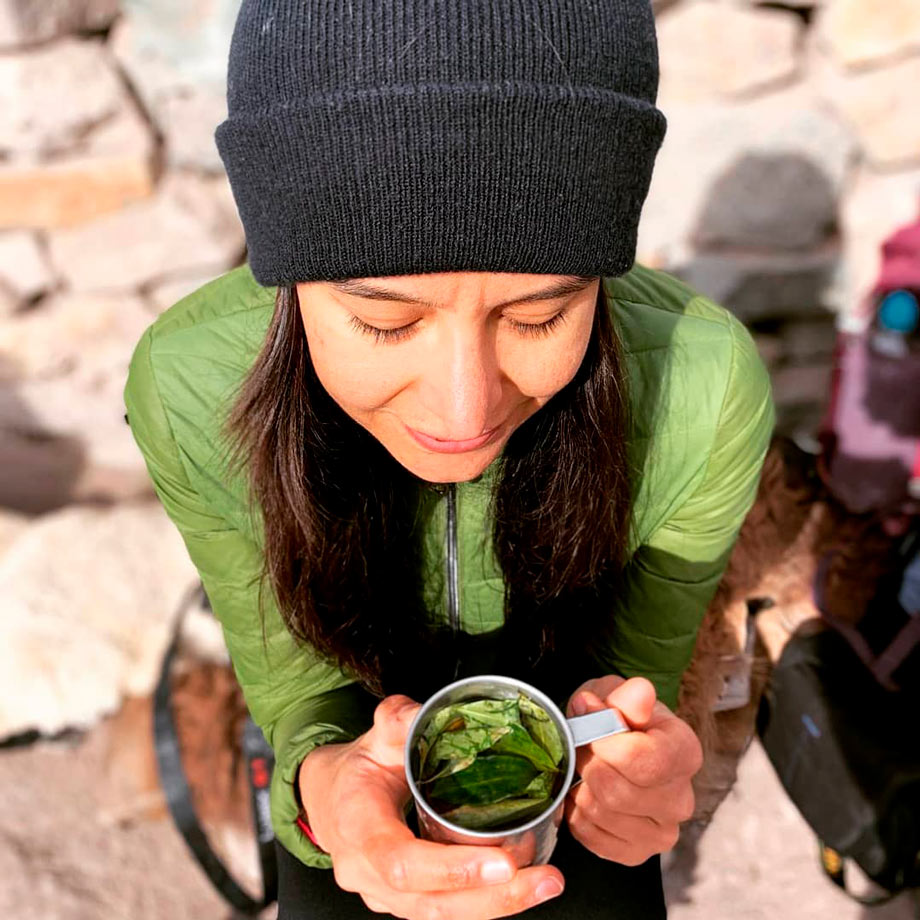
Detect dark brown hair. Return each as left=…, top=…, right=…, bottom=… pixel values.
left=222, top=279, right=634, bottom=699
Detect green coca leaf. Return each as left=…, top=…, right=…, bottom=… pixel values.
left=491, top=723, right=559, bottom=773
left=417, top=704, right=465, bottom=778
left=419, top=755, right=476, bottom=784
left=518, top=694, right=566, bottom=767
left=439, top=796, right=552, bottom=831
left=522, top=771, right=556, bottom=799
left=427, top=726, right=511, bottom=773
left=454, top=698, right=522, bottom=728
left=428, top=755, right=539, bottom=806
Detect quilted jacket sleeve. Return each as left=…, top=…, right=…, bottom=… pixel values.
left=124, top=325, right=377, bottom=869
left=591, top=313, right=775, bottom=710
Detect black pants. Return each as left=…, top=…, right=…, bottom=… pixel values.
left=275, top=821, right=666, bottom=919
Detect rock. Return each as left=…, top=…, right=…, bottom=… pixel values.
left=690, top=151, right=838, bottom=252
left=0, top=0, right=120, bottom=50
left=0, top=288, right=151, bottom=381
left=818, top=55, right=920, bottom=169
left=109, top=5, right=235, bottom=172
left=0, top=502, right=198, bottom=738
left=837, top=167, right=920, bottom=325
left=0, top=290, right=156, bottom=510
left=637, top=87, right=856, bottom=267
left=0, top=38, right=124, bottom=158
left=0, top=232, right=54, bottom=307
left=46, top=172, right=244, bottom=292
left=816, top=0, right=920, bottom=68
left=673, top=248, right=840, bottom=324
left=657, top=3, right=801, bottom=102
left=155, top=86, right=228, bottom=172
left=0, top=73, right=154, bottom=230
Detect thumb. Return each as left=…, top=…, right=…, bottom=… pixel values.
left=365, top=694, right=421, bottom=767
left=603, top=677, right=657, bottom=730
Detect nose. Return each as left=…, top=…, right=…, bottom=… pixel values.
left=418, top=323, right=503, bottom=439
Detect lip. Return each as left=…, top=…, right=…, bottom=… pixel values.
left=406, top=424, right=500, bottom=454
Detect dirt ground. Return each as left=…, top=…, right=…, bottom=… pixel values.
left=1, top=723, right=916, bottom=920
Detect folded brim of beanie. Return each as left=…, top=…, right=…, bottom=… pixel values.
left=215, top=84, right=667, bottom=286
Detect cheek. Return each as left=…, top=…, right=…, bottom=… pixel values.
left=504, top=315, right=594, bottom=398
left=302, top=317, right=403, bottom=413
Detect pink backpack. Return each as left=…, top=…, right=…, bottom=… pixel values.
left=818, top=203, right=920, bottom=520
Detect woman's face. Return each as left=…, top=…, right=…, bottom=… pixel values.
left=296, top=272, right=600, bottom=483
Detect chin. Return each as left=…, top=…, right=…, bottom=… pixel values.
left=393, top=443, right=503, bottom=484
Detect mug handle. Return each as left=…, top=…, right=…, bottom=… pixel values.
left=566, top=709, right=630, bottom=793
left=567, top=708, right=629, bottom=747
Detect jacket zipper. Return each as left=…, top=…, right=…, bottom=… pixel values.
left=446, top=483, right=460, bottom=637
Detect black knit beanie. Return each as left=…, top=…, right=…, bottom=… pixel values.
left=215, top=1, right=667, bottom=286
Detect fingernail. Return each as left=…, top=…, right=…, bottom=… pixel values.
left=535, top=878, right=564, bottom=902
left=481, top=861, right=514, bottom=883
left=572, top=696, right=587, bottom=716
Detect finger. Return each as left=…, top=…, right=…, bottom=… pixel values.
left=603, top=677, right=657, bottom=729
left=580, top=712, right=702, bottom=787
left=364, top=834, right=520, bottom=893
left=395, top=866, right=565, bottom=920
left=365, top=694, right=421, bottom=767
left=566, top=801, right=660, bottom=867
left=570, top=766, right=696, bottom=826
left=568, top=782, right=683, bottom=847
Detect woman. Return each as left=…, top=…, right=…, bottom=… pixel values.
left=123, top=2, right=775, bottom=917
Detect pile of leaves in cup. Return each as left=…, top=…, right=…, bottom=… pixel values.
left=414, top=693, right=566, bottom=831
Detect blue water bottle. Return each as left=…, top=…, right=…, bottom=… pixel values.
left=871, top=289, right=919, bottom=358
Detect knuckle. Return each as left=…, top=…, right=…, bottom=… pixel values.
left=383, top=854, right=411, bottom=891
left=592, top=769, right=622, bottom=812
left=443, top=860, right=474, bottom=889
left=676, top=788, right=696, bottom=823
left=332, top=859, right=358, bottom=893
left=687, top=738, right=704, bottom=777
left=660, top=823, right=681, bottom=852
left=418, top=899, right=449, bottom=920
left=361, top=894, right=390, bottom=914
left=498, top=884, right=522, bottom=915
left=630, top=748, right=667, bottom=788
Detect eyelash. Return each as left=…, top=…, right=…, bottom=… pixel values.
left=348, top=310, right=569, bottom=344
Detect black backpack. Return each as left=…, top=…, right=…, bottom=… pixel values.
left=757, top=525, right=920, bottom=905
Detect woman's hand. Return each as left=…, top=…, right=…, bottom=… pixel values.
left=299, top=694, right=566, bottom=919
left=564, top=676, right=702, bottom=866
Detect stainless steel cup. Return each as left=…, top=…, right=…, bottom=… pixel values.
left=404, top=674, right=629, bottom=867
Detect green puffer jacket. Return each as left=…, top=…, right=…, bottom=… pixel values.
left=123, top=261, right=774, bottom=869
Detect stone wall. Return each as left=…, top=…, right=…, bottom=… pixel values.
left=0, top=0, right=918, bottom=739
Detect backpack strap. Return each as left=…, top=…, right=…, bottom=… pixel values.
left=812, top=551, right=898, bottom=689
left=153, top=584, right=277, bottom=914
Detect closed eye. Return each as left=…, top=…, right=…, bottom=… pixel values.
left=347, top=309, right=569, bottom=344
left=348, top=314, right=419, bottom=343
left=506, top=310, right=568, bottom=338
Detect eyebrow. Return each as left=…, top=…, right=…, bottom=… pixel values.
left=329, top=275, right=595, bottom=309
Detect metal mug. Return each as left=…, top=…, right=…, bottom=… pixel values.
left=404, top=674, right=629, bottom=867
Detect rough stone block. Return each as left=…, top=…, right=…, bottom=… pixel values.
left=0, top=0, right=120, bottom=50
left=637, top=87, right=856, bottom=267
left=817, top=0, right=920, bottom=68
left=818, top=55, right=920, bottom=169
left=0, top=503, right=197, bottom=739
left=46, top=173, right=243, bottom=292
left=658, top=3, right=801, bottom=102
left=0, top=232, right=54, bottom=306
left=0, top=38, right=124, bottom=157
